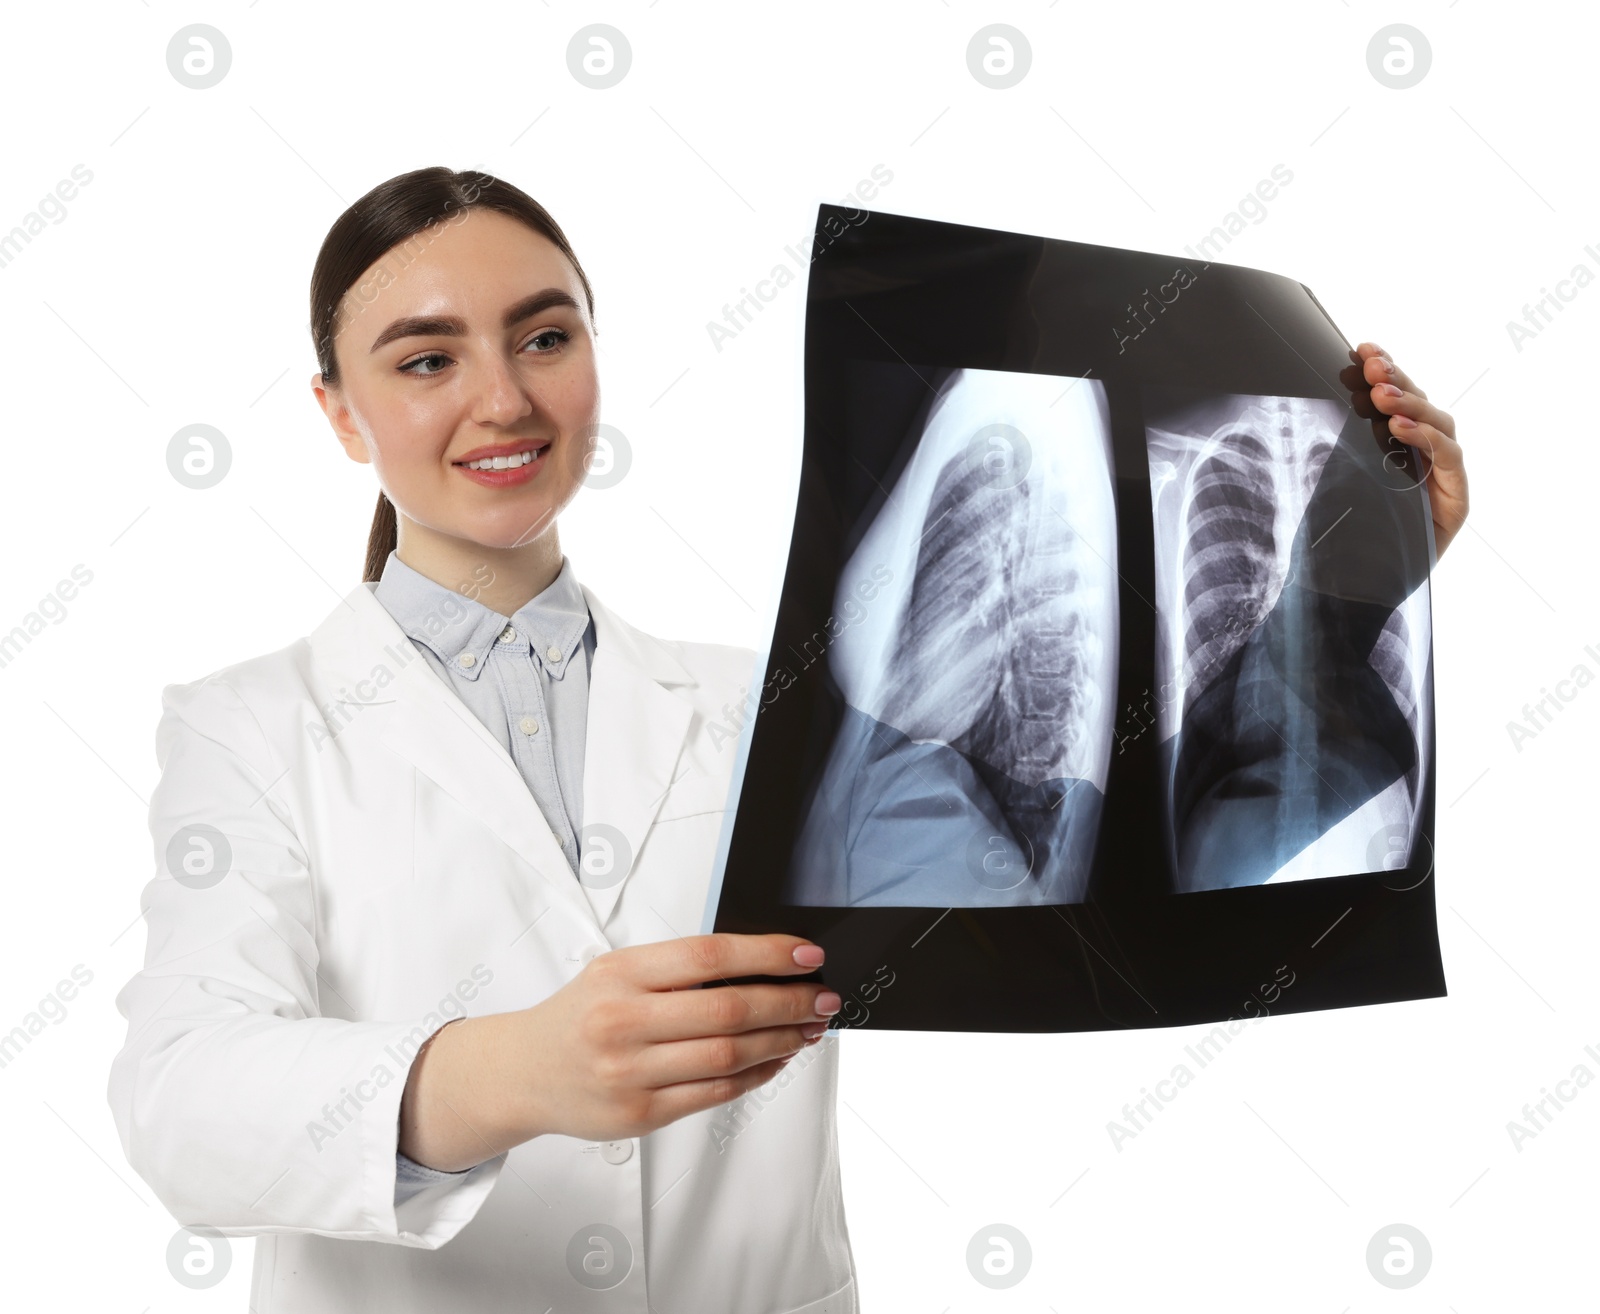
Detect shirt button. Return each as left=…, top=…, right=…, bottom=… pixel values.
left=546, top=644, right=563, bottom=663
left=457, top=652, right=476, bottom=669
left=498, top=625, right=517, bottom=643
left=600, top=1140, right=634, bottom=1165
left=519, top=716, right=539, bottom=736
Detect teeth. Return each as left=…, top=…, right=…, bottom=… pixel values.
left=463, top=449, right=540, bottom=471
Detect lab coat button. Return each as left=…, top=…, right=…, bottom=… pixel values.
left=578, top=943, right=604, bottom=965
left=601, top=1139, right=634, bottom=1165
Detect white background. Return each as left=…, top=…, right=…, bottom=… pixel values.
left=1, top=2, right=1594, bottom=1309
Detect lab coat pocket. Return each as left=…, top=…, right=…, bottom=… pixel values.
left=770, top=1274, right=857, bottom=1314
left=654, top=769, right=737, bottom=822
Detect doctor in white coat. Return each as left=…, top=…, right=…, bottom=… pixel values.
left=107, top=166, right=858, bottom=1314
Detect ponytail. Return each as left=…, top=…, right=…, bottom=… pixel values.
left=362, top=491, right=398, bottom=583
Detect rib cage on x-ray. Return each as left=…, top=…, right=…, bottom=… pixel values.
left=1169, top=395, right=1339, bottom=727
left=1147, top=391, right=1432, bottom=892
left=876, top=405, right=1102, bottom=791
left=782, top=367, right=1120, bottom=907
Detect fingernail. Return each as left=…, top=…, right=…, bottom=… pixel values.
left=801, top=1021, right=829, bottom=1039
left=1382, top=356, right=1396, bottom=374
left=792, top=944, right=825, bottom=967
left=1391, top=414, right=1418, bottom=429
left=1379, top=382, right=1403, bottom=397
left=815, top=991, right=842, bottom=1014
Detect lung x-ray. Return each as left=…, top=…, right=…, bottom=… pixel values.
left=707, top=205, right=1442, bottom=1034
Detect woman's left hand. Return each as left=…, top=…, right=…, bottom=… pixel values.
left=1349, top=341, right=1469, bottom=559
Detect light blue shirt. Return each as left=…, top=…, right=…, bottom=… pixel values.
left=374, top=548, right=596, bottom=873
left=371, top=547, right=596, bottom=1202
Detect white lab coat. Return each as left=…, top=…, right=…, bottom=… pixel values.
left=107, top=579, right=858, bottom=1314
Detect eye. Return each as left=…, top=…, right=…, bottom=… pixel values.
left=397, top=351, right=452, bottom=377
left=523, top=327, right=570, bottom=354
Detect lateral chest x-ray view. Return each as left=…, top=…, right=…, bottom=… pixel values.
left=706, top=205, right=1443, bottom=1034
left=787, top=366, right=1120, bottom=909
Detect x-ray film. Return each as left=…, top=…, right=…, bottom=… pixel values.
left=703, top=205, right=1443, bottom=1033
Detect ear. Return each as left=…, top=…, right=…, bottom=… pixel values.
left=311, top=373, right=371, bottom=466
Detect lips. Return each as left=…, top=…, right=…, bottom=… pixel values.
left=452, top=439, right=550, bottom=488
left=452, top=439, right=551, bottom=466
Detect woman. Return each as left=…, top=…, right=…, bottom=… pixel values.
left=109, top=167, right=850, bottom=1314
left=106, top=166, right=1468, bottom=1313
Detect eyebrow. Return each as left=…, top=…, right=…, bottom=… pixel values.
left=367, top=288, right=581, bottom=354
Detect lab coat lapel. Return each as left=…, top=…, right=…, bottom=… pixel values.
left=310, top=583, right=601, bottom=935
left=578, top=585, right=696, bottom=929
left=309, top=581, right=697, bottom=937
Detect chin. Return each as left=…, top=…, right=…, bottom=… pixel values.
left=464, top=504, right=564, bottom=550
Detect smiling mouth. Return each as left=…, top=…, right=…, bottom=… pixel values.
left=453, top=442, right=550, bottom=471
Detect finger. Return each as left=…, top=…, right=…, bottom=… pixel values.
left=1368, top=379, right=1456, bottom=440
left=1386, top=416, right=1470, bottom=557
left=606, top=932, right=824, bottom=993
left=1358, top=344, right=1429, bottom=402
left=643, top=1051, right=805, bottom=1128
left=1343, top=344, right=1407, bottom=417
left=1349, top=341, right=1390, bottom=374
left=1348, top=341, right=1430, bottom=404
left=636, top=1024, right=826, bottom=1096
left=1387, top=415, right=1466, bottom=480
left=631, top=981, right=841, bottom=1044
left=1342, top=342, right=1391, bottom=395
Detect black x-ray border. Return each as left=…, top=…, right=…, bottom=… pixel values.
left=710, top=204, right=1444, bottom=1033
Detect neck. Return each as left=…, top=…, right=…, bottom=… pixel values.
left=393, top=515, right=565, bottom=617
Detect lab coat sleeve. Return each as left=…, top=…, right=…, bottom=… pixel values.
left=107, top=676, right=507, bottom=1249
left=395, top=1148, right=473, bottom=1208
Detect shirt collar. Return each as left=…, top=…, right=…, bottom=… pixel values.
left=373, top=549, right=592, bottom=682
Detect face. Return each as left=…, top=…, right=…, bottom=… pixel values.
left=314, top=207, right=598, bottom=555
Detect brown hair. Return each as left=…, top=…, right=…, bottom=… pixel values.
left=308, top=166, right=596, bottom=582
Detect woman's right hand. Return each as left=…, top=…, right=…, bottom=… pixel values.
left=399, top=934, right=839, bottom=1169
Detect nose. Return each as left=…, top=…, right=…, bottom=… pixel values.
left=468, top=340, right=539, bottom=428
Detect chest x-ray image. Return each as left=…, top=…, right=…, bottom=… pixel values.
left=1145, top=390, right=1434, bottom=894
left=705, top=203, right=1443, bottom=1034
left=783, top=366, right=1119, bottom=907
